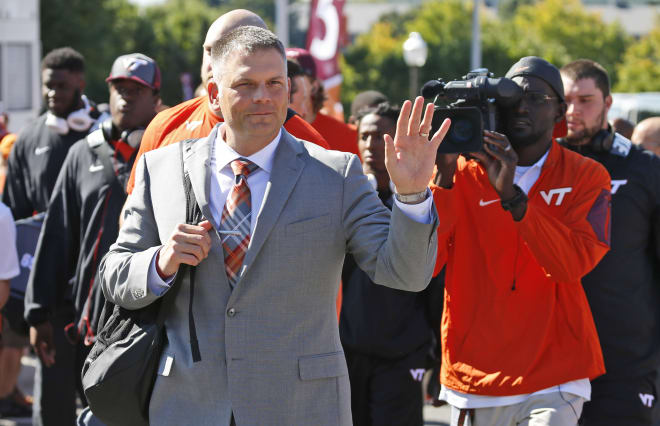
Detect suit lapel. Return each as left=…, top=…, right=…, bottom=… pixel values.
left=185, top=125, right=217, bottom=229
left=239, top=130, right=305, bottom=281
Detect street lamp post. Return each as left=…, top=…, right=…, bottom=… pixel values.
left=402, top=32, right=428, bottom=99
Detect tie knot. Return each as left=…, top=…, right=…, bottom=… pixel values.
left=230, top=159, right=258, bottom=178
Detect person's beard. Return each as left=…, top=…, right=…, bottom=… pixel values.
left=565, top=108, right=607, bottom=146
left=508, top=126, right=549, bottom=149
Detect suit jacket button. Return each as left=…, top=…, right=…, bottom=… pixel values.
left=227, top=308, right=236, bottom=317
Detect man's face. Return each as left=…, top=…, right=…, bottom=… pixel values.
left=214, top=48, right=289, bottom=144
left=109, top=80, right=158, bottom=132
left=562, top=77, right=611, bottom=145
left=503, top=76, right=562, bottom=148
left=289, top=75, right=314, bottom=123
left=358, top=112, right=395, bottom=191
left=41, top=68, right=84, bottom=117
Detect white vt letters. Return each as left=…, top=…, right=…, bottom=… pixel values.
left=611, top=180, right=628, bottom=194
left=409, top=369, right=425, bottom=382
left=639, top=393, right=655, bottom=408
left=540, top=188, right=573, bottom=206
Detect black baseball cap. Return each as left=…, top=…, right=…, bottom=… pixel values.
left=106, top=53, right=161, bottom=91
left=505, top=56, right=564, bottom=102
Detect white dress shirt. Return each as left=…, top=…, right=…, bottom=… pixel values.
left=439, top=147, right=591, bottom=408
left=148, top=124, right=433, bottom=294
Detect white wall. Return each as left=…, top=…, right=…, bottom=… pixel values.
left=0, top=0, right=41, bottom=134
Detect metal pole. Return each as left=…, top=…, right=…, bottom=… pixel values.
left=471, top=0, right=481, bottom=69
left=276, top=0, right=289, bottom=47
left=410, top=66, right=419, bottom=99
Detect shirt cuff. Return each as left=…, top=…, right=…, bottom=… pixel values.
left=148, top=249, right=176, bottom=297
left=393, top=188, right=433, bottom=224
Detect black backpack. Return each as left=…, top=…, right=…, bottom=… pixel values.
left=81, top=139, right=202, bottom=426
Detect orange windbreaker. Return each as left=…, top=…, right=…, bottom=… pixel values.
left=431, top=140, right=611, bottom=396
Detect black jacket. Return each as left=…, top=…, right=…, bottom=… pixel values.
left=24, top=129, right=134, bottom=343
left=563, top=134, right=660, bottom=378
left=2, top=110, right=101, bottom=219
left=339, top=192, right=442, bottom=359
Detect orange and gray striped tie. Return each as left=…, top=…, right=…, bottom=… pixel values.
left=220, top=158, right=258, bottom=287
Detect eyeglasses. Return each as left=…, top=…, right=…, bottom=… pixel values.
left=521, top=92, right=557, bottom=105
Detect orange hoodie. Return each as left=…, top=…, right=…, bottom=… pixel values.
left=431, top=140, right=611, bottom=396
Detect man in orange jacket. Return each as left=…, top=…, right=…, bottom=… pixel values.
left=432, top=57, right=611, bottom=426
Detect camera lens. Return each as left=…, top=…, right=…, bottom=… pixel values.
left=451, top=118, right=474, bottom=144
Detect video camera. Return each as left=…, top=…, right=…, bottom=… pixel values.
left=422, top=69, right=522, bottom=153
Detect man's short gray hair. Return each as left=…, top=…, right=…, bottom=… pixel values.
left=211, top=26, right=286, bottom=71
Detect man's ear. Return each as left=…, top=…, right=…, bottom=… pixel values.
left=604, top=94, right=613, bottom=113
left=555, top=102, right=568, bottom=124
left=207, top=80, right=221, bottom=113
left=287, top=77, right=292, bottom=103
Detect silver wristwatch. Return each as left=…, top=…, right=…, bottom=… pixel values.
left=394, top=189, right=429, bottom=204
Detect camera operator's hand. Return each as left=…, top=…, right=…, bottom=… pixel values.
left=385, top=96, right=451, bottom=195
left=470, top=131, right=525, bottom=220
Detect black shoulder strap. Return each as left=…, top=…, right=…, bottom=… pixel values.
left=156, top=139, right=203, bottom=362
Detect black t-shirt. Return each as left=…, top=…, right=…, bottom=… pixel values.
left=25, top=131, right=134, bottom=340
left=563, top=134, right=660, bottom=378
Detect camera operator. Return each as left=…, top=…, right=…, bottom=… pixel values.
left=432, top=56, right=611, bottom=426
left=559, top=59, right=660, bottom=426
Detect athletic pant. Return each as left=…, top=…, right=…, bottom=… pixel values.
left=33, top=312, right=90, bottom=426
left=580, top=370, right=659, bottom=426
left=344, top=344, right=428, bottom=426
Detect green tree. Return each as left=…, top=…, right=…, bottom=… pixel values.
left=142, top=0, right=223, bottom=105
left=498, top=0, right=631, bottom=83
left=615, top=26, right=660, bottom=92
left=41, top=0, right=152, bottom=106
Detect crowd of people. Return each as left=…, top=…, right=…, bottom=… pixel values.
left=0, top=7, right=659, bottom=426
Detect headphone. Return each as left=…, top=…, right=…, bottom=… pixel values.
left=588, top=124, right=615, bottom=153
left=45, top=95, right=96, bottom=135
left=558, top=123, right=615, bottom=153
left=100, top=118, right=145, bottom=149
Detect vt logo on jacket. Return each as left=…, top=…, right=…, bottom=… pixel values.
left=639, top=393, right=655, bottom=408
left=409, top=369, right=425, bottom=381
left=540, top=187, right=572, bottom=206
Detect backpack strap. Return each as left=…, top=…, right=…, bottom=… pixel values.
left=154, top=139, right=203, bottom=362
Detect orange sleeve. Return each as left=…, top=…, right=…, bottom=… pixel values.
left=284, top=115, right=330, bottom=149
left=514, top=164, right=611, bottom=283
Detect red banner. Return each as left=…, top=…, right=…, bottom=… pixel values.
left=306, top=0, right=346, bottom=89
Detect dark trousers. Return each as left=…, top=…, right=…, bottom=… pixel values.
left=580, top=370, right=660, bottom=426
left=33, top=312, right=91, bottom=426
left=345, top=344, right=427, bottom=426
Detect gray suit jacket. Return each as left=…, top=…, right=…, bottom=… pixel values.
left=99, top=127, right=438, bottom=425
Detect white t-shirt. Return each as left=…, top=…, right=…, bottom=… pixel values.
left=0, top=202, right=20, bottom=280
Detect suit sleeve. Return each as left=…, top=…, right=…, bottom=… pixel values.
left=2, top=136, right=34, bottom=220
left=100, top=154, right=164, bottom=310
left=514, top=165, right=611, bottom=283
left=24, top=150, right=80, bottom=325
left=342, top=154, right=438, bottom=292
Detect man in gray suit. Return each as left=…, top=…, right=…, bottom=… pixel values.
left=100, top=26, right=450, bottom=425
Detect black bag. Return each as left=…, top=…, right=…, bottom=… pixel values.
left=1, top=213, right=45, bottom=336
left=81, top=139, right=202, bottom=426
